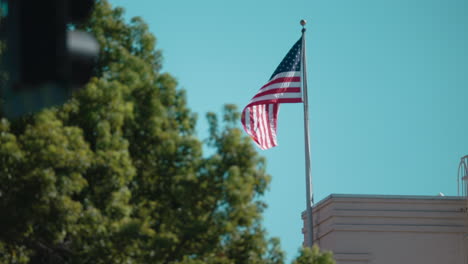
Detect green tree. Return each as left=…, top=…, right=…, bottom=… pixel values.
left=292, top=246, right=335, bottom=264
left=0, top=1, right=289, bottom=263
left=0, top=1, right=335, bottom=263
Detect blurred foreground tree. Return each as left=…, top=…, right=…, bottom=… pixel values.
left=0, top=1, right=334, bottom=263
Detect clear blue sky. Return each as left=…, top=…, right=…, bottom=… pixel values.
left=110, top=0, right=468, bottom=261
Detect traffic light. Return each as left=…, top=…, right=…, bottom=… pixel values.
left=0, top=0, right=99, bottom=118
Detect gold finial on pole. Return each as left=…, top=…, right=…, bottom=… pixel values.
left=300, top=19, right=307, bottom=33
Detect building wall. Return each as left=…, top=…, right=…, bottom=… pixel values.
left=302, top=194, right=468, bottom=264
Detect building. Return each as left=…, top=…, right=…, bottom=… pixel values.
left=302, top=194, right=468, bottom=264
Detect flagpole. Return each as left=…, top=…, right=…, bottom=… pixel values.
left=300, top=19, right=314, bottom=247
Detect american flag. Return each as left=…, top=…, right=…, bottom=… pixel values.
left=241, top=37, right=303, bottom=150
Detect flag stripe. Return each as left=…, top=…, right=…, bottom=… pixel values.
left=262, top=105, right=272, bottom=148
left=272, top=103, right=279, bottom=134
left=259, top=82, right=301, bottom=92
left=257, top=106, right=263, bottom=147
left=260, top=76, right=301, bottom=90
left=253, top=87, right=301, bottom=99
left=267, top=104, right=277, bottom=147
left=251, top=106, right=257, bottom=138
left=269, top=71, right=301, bottom=79
left=247, top=98, right=302, bottom=108
left=265, top=106, right=274, bottom=148
left=247, top=96, right=302, bottom=107
left=251, top=91, right=302, bottom=101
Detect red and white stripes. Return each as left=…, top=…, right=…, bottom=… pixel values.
left=241, top=71, right=302, bottom=150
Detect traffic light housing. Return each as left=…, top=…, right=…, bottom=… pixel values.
left=0, top=0, right=99, bottom=118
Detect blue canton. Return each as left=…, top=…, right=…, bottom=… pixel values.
left=269, top=37, right=302, bottom=80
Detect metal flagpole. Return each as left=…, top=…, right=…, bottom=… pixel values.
left=300, top=19, right=314, bottom=247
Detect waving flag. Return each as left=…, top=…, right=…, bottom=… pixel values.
left=241, top=37, right=303, bottom=150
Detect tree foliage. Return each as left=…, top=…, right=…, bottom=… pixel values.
left=292, top=246, right=335, bottom=264
left=0, top=1, right=333, bottom=263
